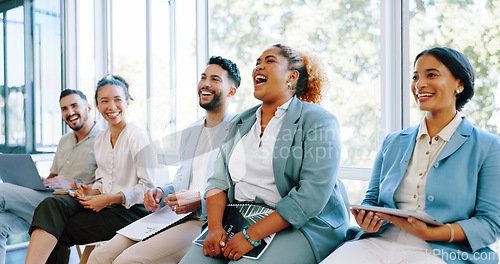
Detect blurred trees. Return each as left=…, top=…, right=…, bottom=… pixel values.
left=209, top=0, right=499, bottom=168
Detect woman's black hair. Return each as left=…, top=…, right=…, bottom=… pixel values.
left=415, top=47, right=474, bottom=111
left=94, top=75, right=133, bottom=104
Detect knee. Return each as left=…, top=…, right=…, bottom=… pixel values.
left=87, top=247, right=111, bottom=264
left=113, top=250, right=141, bottom=264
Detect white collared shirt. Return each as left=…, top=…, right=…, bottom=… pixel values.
left=228, top=98, right=292, bottom=207
left=394, top=113, right=463, bottom=212
left=92, top=122, right=156, bottom=209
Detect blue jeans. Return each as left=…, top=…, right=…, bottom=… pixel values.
left=0, top=183, right=52, bottom=264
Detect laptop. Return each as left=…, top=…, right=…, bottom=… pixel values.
left=0, top=154, right=54, bottom=191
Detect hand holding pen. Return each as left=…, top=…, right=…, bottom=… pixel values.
left=74, top=177, right=102, bottom=198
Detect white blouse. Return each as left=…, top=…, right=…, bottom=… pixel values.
left=93, top=122, right=156, bottom=209
left=229, top=98, right=292, bottom=207
left=394, top=113, right=462, bottom=212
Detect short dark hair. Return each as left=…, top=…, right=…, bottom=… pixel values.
left=415, top=47, right=474, bottom=111
left=60, top=89, right=88, bottom=102
left=95, top=75, right=132, bottom=104
left=208, top=56, right=241, bottom=88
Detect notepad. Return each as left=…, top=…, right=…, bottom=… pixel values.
left=117, top=206, right=193, bottom=241
left=193, top=203, right=275, bottom=259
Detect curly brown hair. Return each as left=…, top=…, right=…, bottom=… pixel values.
left=272, top=44, right=328, bottom=104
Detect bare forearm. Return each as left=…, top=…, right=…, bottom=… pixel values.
left=428, top=223, right=467, bottom=243
left=246, top=211, right=291, bottom=242
left=206, top=189, right=227, bottom=229
left=107, top=193, right=123, bottom=205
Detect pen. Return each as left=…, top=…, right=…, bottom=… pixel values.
left=75, top=177, right=103, bottom=186
left=85, top=177, right=103, bottom=185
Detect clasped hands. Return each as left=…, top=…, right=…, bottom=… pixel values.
left=143, top=189, right=201, bottom=214
left=351, top=208, right=435, bottom=240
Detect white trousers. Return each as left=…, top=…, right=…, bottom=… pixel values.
left=321, top=225, right=447, bottom=264
left=88, top=218, right=204, bottom=264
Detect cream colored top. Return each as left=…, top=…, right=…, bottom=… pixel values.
left=93, top=122, right=156, bottom=208
left=394, top=113, right=462, bottom=212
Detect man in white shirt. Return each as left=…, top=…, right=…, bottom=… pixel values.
left=88, top=56, right=240, bottom=264
left=0, top=89, right=99, bottom=264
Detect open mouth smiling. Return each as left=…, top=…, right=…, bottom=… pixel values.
left=255, top=74, right=267, bottom=84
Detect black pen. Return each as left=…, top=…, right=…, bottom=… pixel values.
left=75, top=177, right=103, bottom=186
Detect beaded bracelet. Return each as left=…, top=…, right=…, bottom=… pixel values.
left=242, top=226, right=261, bottom=247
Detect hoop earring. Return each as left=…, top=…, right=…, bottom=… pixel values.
left=287, top=82, right=293, bottom=91
left=455, top=90, right=461, bottom=99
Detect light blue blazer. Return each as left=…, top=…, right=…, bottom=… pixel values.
left=358, top=117, right=500, bottom=264
left=161, top=113, right=235, bottom=220
left=206, top=97, right=350, bottom=262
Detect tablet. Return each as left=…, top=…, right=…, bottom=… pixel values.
left=349, top=204, right=443, bottom=226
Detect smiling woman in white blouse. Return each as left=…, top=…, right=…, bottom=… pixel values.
left=25, top=75, right=156, bottom=264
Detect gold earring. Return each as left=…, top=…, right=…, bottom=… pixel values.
left=287, top=82, right=293, bottom=90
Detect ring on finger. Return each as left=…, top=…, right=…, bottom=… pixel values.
left=229, top=253, right=233, bottom=258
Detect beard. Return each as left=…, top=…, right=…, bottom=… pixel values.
left=66, top=112, right=89, bottom=132
left=199, top=91, right=222, bottom=111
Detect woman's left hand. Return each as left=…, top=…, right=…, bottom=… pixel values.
left=376, top=212, right=432, bottom=240
left=222, top=231, right=255, bottom=260
left=78, top=194, right=110, bottom=212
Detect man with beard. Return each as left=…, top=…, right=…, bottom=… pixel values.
left=0, top=89, right=99, bottom=264
left=88, top=56, right=240, bottom=264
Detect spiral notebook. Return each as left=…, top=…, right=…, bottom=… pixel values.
left=117, top=206, right=193, bottom=241
left=193, top=203, right=275, bottom=260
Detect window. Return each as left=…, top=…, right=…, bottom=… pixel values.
left=33, top=0, right=63, bottom=150
left=1, top=5, right=25, bottom=149
left=0, top=0, right=62, bottom=153
left=409, top=0, right=499, bottom=135
left=75, top=0, right=96, bottom=106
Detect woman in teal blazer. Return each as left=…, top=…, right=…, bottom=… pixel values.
left=322, top=47, right=499, bottom=264
left=180, top=44, right=349, bottom=264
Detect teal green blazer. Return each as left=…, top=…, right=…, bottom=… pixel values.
left=206, top=97, right=349, bottom=262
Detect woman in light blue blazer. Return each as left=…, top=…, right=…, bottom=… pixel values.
left=179, top=44, right=349, bottom=264
left=322, top=47, right=500, bottom=264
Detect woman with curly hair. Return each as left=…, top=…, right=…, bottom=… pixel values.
left=179, top=44, right=349, bottom=264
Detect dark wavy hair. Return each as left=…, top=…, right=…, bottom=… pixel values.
left=94, top=75, right=132, bottom=104
left=414, top=47, right=474, bottom=111
left=60, top=89, right=88, bottom=102
left=208, top=56, right=241, bottom=89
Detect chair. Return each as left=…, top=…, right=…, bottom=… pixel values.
left=76, top=241, right=107, bottom=264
